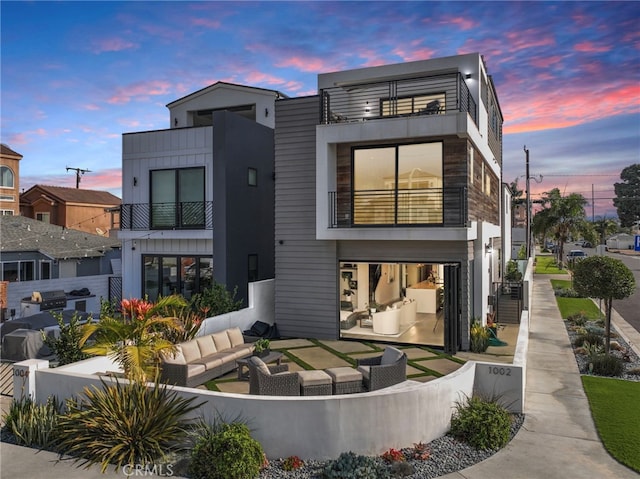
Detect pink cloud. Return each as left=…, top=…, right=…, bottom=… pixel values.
left=190, top=17, right=221, bottom=29
left=392, top=45, right=437, bottom=63
left=530, top=56, right=564, bottom=69
left=84, top=104, right=101, bottom=111
left=574, top=41, right=611, bottom=53
left=107, top=80, right=172, bottom=104
left=275, top=56, right=335, bottom=73
left=91, top=37, right=138, bottom=54
left=439, top=16, right=476, bottom=31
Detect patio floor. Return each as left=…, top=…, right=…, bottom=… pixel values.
left=201, top=324, right=519, bottom=394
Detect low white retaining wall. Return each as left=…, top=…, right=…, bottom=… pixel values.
left=19, top=357, right=523, bottom=461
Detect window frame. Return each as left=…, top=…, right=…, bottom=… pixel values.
left=0, top=166, right=14, bottom=188
left=149, top=166, right=205, bottom=229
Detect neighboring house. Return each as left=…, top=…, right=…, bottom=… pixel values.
left=0, top=215, right=121, bottom=282
left=0, top=215, right=121, bottom=319
left=119, top=82, right=286, bottom=305
left=20, top=185, right=121, bottom=237
left=0, top=144, right=22, bottom=216
left=274, top=53, right=504, bottom=353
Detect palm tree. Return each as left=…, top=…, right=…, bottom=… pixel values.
left=80, top=295, right=188, bottom=382
left=534, top=188, right=587, bottom=266
left=592, top=216, right=618, bottom=246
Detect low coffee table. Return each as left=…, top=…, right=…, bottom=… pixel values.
left=236, top=351, right=284, bottom=380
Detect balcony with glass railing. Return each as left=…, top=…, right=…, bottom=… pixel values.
left=320, top=72, right=477, bottom=126
left=328, top=187, right=467, bottom=228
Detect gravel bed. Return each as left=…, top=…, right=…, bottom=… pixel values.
left=565, top=320, right=640, bottom=382
left=258, top=414, right=525, bottom=479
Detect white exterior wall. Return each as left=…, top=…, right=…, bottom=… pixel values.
left=168, top=84, right=278, bottom=129
left=120, top=127, right=214, bottom=299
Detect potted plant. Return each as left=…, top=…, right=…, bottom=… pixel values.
left=253, top=338, right=271, bottom=357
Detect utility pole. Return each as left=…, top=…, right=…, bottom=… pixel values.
left=66, top=166, right=91, bottom=188
left=524, top=146, right=531, bottom=258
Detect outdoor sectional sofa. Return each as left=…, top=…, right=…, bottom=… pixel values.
left=160, top=327, right=254, bottom=387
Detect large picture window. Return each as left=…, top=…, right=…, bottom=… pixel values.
left=150, top=167, right=205, bottom=229
left=353, top=142, right=443, bottom=225
left=142, top=255, right=213, bottom=302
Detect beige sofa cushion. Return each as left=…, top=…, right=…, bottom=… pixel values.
left=212, top=331, right=232, bottom=351
left=162, top=345, right=186, bottom=365
left=196, top=335, right=217, bottom=357
left=180, top=340, right=202, bottom=363
left=227, top=327, right=244, bottom=347
left=196, top=354, right=225, bottom=371
left=187, top=363, right=206, bottom=376
left=249, top=356, right=271, bottom=376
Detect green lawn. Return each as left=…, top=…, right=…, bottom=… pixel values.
left=550, top=279, right=572, bottom=290
left=556, top=297, right=603, bottom=319
left=535, top=255, right=567, bottom=274
left=582, top=376, right=640, bottom=473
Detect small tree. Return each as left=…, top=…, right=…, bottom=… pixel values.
left=572, top=256, right=636, bottom=353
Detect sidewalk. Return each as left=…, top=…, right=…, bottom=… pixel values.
left=2, top=274, right=639, bottom=478
left=440, top=274, right=639, bottom=479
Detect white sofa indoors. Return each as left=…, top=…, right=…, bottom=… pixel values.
left=372, top=299, right=416, bottom=335
left=161, top=327, right=254, bottom=388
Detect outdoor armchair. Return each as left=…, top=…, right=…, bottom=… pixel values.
left=356, top=346, right=407, bottom=391
left=246, top=356, right=300, bottom=396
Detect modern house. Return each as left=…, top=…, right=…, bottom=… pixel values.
left=274, top=53, right=505, bottom=353
left=20, top=185, right=121, bottom=237
left=0, top=144, right=22, bottom=216
left=119, top=82, right=286, bottom=305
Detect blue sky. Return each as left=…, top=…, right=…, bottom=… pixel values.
left=2, top=1, right=639, bottom=217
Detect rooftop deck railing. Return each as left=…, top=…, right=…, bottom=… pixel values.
left=320, top=72, right=477, bottom=126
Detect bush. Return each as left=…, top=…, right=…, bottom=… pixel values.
left=450, top=395, right=512, bottom=450
left=42, top=312, right=92, bottom=365
left=189, top=282, right=243, bottom=317
left=574, top=332, right=603, bottom=348
left=56, top=377, right=201, bottom=473
left=469, top=319, right=489, bottom=353
left=566, top=312, right=588, bottom=325
left=322, top=451, right=389, bottom=479
left=2, top=396, right=62, bottom=449
left=189, top=422, right=264, bottom=479
left=590, top=354, right=624, bottom=377
left=555, top=288, right=581, bottom=298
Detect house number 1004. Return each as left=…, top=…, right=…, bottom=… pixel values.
left=488, top=366, right=511, bottom=376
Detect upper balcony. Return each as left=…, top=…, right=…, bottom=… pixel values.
left=320, top=72, right=477, bottom=127
left=120, top=201, right=213, bottom=231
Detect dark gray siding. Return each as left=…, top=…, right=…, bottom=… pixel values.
left=213, top=110, right=275, bottom=306
left=275, top=96, right=338, bottom=339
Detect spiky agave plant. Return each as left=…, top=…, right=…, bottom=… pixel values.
left=56, top=376, right=202, bottom=473
left=79, top=295, right=188, bottom=382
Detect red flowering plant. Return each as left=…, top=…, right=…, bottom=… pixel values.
left=80, top=295, right=188, bottom=382
left=282, top=455, right=304, bottom=471
left=411, top=442, right=431, bottom=460
left=381, top=448, right=405, bottom=463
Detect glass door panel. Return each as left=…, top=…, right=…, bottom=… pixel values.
left=353, top=147, right=395, bottom=224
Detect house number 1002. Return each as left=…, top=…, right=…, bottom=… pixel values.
left=488, top=366, right=511, bottom=376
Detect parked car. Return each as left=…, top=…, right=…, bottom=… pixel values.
left=580, top=241, right=593, bottom=248
left=567, top=250, right=587, bottom=262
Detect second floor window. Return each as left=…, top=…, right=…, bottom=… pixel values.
left=150, top=167, right=205, bottom=229
left=353, top=142, right=443, bottom=225
left=0, top=166, right=14, bottom=188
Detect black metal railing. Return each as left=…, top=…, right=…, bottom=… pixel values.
left=328, top=187, right=467, bottom=228
left=120, top=201, right=213, bottom=230
left=320, top=72, right=477, bottom=126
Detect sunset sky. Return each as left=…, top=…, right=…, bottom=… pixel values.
left=2, top=1, right=638, bottom=217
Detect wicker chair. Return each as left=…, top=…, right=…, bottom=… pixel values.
left=356, top=346, right=407, bottom=391
left=247, top=356, right=300, bottom=396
